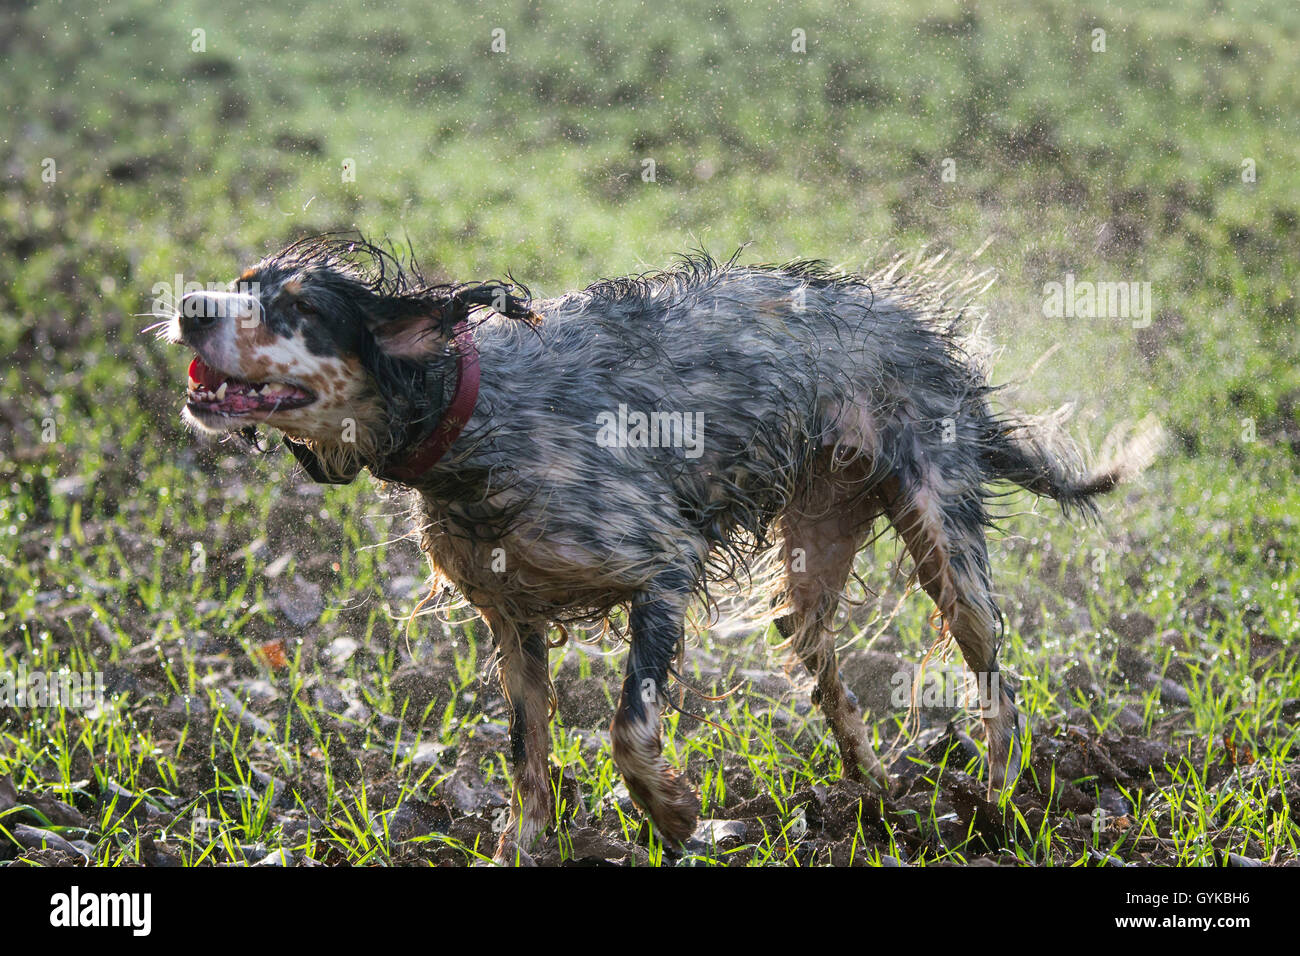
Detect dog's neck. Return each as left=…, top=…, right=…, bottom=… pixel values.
left=286, top=323, right=480, bottom=485
left=376, top=324, right=480, bottom=482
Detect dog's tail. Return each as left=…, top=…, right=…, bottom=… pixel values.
left=982, top=410, right=1164, bottom=518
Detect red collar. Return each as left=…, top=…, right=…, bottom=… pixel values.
left=380, top=322, right=480, bottom=483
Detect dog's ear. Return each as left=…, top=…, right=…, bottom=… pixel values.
left=367, top=284, right=538, bottom=359
left=367, top=302, right=457, bottom=360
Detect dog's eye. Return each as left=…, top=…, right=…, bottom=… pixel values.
left=294, top=299, right=318, bottom=316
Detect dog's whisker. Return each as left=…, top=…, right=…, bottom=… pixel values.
left=139, top=318, right=174, bottom=335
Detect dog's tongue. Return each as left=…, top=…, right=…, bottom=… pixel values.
left=188, top=356, right=227, bottom=389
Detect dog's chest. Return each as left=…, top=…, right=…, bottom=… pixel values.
left=413, top=504, right=646, bottom=618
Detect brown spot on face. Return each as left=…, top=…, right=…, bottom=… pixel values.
left=233, top=325, right=287, bottom=377
left=250, top=319, right=279, bottom=347
left=239, top=267, right=258, bottom=282
left=299, top=356, right=365, bottom=405
left=282, top=279, right=302, bottom=296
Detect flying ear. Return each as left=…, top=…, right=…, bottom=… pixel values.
left=365, top=290, right=466, bottom=358
left=368, top=311, right=449, bottom=359
left=368, top=283, right=539, bottom=359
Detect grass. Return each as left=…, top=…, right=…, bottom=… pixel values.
left=1, top=0, right=1297, bottom=865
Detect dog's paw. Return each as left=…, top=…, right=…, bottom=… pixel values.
left=628, top=772, right=699, bottom=848
left=492, top=836, right=539, bottom=867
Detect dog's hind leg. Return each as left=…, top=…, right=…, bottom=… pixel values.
left=881, top=474, right=1023, bottom=800
left=484, top=610, right=554, bottom=864
left=776, top=462, right=890, bottom=790
left=610, top=568, right=699, bottom=846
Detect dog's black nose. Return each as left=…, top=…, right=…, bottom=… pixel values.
left=178, top=291, right=222, bottom=337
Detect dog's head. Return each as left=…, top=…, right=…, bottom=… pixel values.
left=162, top=236, right=534, bottom=476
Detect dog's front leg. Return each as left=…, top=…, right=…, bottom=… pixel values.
left=610, top=574, right=699, bottom=846
left=484, top=612, right=553, bottom=865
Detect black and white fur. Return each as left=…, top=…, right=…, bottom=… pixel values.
left=163, top=237, right=1159, bottom=862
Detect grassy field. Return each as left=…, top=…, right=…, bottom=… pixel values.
left=1, top=0, right=1297, bottom=866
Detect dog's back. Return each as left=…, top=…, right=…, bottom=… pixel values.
left=425, top=254, right=1149, bottom=609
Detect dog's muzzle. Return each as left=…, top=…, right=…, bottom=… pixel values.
left=176, top=291, right=260, bottom=343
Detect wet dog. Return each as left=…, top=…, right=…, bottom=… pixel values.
left=163, top=237, right=1157, bottom=861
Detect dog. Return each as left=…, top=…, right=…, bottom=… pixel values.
left=163, top=236, right=1157, bottom=862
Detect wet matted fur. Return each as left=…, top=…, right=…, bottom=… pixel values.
left=162, top=237, right=1160, bottom=862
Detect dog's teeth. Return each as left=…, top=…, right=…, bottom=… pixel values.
left=188, top=376, right=198, bottom=390
left=216, top=382, right=227, bottom=400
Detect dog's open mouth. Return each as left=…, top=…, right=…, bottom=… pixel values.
left=186, top=356, right=314, bottom=418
